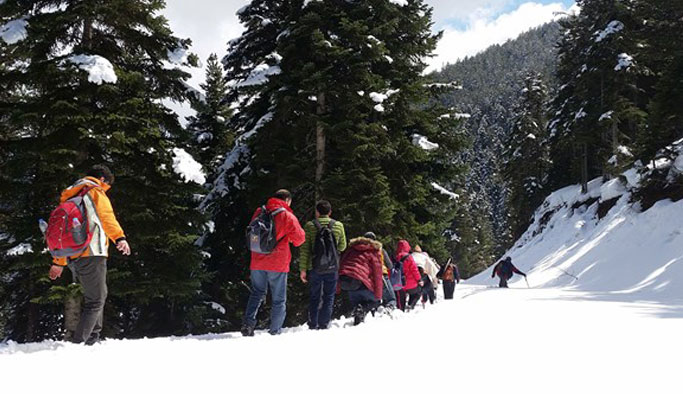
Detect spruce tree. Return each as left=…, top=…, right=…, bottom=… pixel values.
left=0, top=0, right=209, bottom=341
left=186, top=53, right=233, bottom=176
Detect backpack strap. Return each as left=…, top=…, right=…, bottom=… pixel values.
left=77, top=184, right=97, bottom=198
left=313, top=219, right=322, bottom=231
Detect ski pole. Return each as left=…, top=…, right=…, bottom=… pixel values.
left=524, top=276, right=530, bottom=288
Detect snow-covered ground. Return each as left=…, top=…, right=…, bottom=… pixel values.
left=1, top=284, right=681, bottom=393
left=2, top=176, right=682, bottom=393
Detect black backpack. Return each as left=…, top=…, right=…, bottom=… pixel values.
left=312, top=219, right=339, bottom=274
left=246, top=205, right=285, bottom=254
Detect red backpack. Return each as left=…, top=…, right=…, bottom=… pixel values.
left=45, top=185, right=95, bottom=258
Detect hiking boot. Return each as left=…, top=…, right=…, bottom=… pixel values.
left=84, top=333, right=101, bottom=346
left=240, top=325, right=255, bottom=337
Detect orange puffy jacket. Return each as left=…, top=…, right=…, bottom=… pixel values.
left=52, top=176, right=126, bottom=266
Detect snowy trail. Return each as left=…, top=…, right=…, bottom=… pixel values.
left=2, top=284, right=681, bottom=394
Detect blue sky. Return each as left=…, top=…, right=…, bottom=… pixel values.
left=434, top=0, right=576, bottom=30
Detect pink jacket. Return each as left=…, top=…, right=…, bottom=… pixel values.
left=396, top=240, right=421, bottom=291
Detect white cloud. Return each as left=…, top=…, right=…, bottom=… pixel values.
left=424, top=0, right=512, bottom=27
left=426, top=2, right=574, bottom=73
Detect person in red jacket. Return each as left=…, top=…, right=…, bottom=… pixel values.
left=395, top=240, right=422, bottom=311
left=241, top=189, right=305, bottom=336
left=338, top=236, right=384, bottom=325
left=491, top=256, right=526, bottom=288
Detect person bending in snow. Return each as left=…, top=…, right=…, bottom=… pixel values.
left=338, top=236, right=384, bottom=325
left=491, top=256, right=526, bottom=288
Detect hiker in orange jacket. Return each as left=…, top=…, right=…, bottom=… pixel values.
left=48, top=165, right=130, bottom=345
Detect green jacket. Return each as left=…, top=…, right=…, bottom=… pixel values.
left=299, top=216, right=347, bottom=272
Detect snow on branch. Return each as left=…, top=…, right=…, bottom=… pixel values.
left=65, top=55, right=117, bottom=84
left=369, top=89, right=399, bottom=112
left=594, top=20, right=624, bottom=43
left=6, top=243, right=33, bottom=256
left=412, top=134, right=439, bottom=151
left=614, top=53, right=633, bottom=71
left=431, top=182, right=459, bottom=200
left=172, top=148, right=206, bottom=185
left=235, top=54, right=282, bottom=88
left=425, top=82, right=463, bottom=90
left=0, top=18, right=28, bottom=45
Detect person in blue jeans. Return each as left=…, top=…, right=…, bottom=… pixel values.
left=242, top=189, right=306, bottom=336
left=299, top=200, right=347, bottom=329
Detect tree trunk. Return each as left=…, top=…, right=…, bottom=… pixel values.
left=63, top=293, right=82, bottom=342
left=581, top=142, right=589, bottom=194
left=26, top=280, right=37, bottom=342
left=82, top=18, right=93, bottom=49
left=315, top=92, right=326, bottom=200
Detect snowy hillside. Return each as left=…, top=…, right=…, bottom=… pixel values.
left=468, top=162, right=683, bottom=304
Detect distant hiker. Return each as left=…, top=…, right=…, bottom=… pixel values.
left=364, top=232, right=396, bottom=308
left=299, top=200, right=347, bottom=330
left=412, top=245, right=440, bottom=296
left=418, top=266, right=435, bottom=307
left=242, top=189, right=305, bottom=336
left=437, top=259, right=461, bottom=299
left=491, top=256, right=526, bottom=288
left=338, top=236, right=384, bottom=325
left=47, top=165, right=131, bottom=345
left=395, top=240, right=422, bottom=310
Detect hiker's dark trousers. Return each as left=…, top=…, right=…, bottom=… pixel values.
left=69, top=256, right=107, bottom=343
left=498, top=275, right=510, bottom=288
left=308, top=270, right=338, bottom=329
left=443, top=281, right=456, bottom=299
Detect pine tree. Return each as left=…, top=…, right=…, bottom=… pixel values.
left=505, top=74, right=550, bottom=238
left=186, top=53, right=233, bottom=176
left=0, top=0, right=210, bottom=341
